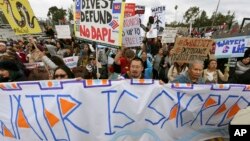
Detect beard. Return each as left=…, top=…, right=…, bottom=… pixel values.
left=130, top=72, right=141, bottom=79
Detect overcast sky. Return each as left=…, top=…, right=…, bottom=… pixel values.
left=29, top=0, right=249, bottom=24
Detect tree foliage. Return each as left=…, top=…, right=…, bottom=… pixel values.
left=47, top=6, right=67, bottom=25
left=68, top=6, right=74, bottom=21
left=183, top=6, right=200, bottom=23
left=182, top=6, right=236, bottom=29
left=211, top=11, right=235, bottom=29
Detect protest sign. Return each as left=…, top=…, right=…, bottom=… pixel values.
left=172, top=37, right=213, bottom=62
left=24, top=62, right=45, bottom=69
left=74, top=0, right=125, bottom=48
left=0, top=80, right=247, bottom=140
left=146, top=29, right=158, bottom=39
left=124, top=3, right=135, bottom=18
left=63, top=56, right=79, bottom=69
left=122, top=15, right=142, bottom=47
left=245, top=36, right=250, bottom=47
left=161, top=27, right=178, bottom=43
left=215, top=36, right=248, bottom=58
left=0, top=0, right=42, bottom=35
left=135, top=5, right=146, bottom=37
left=55, top=25, right=71, bottom=39
left=135, top=5, right=145, bottom=21
left=151, top=6, right=166, bottom=34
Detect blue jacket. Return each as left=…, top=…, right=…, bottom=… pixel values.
left=172, top=71, right=205, bottom=84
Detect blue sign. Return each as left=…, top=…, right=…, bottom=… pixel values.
left=76, top=0, right=81, bottom=11
left=113, top=3, right=122, bottom=14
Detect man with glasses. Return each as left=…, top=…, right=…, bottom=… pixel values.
left=123, top=57, right=144, bottom=79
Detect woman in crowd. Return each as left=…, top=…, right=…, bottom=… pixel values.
left=0, top=61, right=27, bottom=82
left=153, top=48, right=163, bottom=79
left=56, top=41, right=68, bottom=58
left=168, top=61, right=188, bottom=82
left=77, top=43, right=92, bottom=67
left=159, top=47, right=174, bottom=83
left=203, top=59, right=229, bottom=84
left=27, top=43, right=43, bottom=63
left=53, top=65, right=75, bottom=80
left=83, top=54, right=103, bottom=79
left=235, top=55, right=250, bottom=76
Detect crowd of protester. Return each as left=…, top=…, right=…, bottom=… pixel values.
left=0, top=34, right=250, bottom=85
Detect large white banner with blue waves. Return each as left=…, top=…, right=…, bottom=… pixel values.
left=0, top=79, right=249, bottom=141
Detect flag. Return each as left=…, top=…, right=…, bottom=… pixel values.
left=109, top=20, right=119, bottom=29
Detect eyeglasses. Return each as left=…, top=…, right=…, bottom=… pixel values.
left=54, top=74, right=67, bottom=78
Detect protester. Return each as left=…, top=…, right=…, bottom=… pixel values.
left=98, top=49, right=109, bottom=79
left=53, top=65, right=75, bottom=80
left=14, top=44, right=28, bottom=63
left=114, top=48, right=135, bottom=75
left=0, top=61, right=27, bottom=82
left=123, top=57, right=144, bottom=79
left=77, top=43, right=92, bottom=67
left=83, top=54, right=102, bottom=79
left=172, top=60, right=205, bottom=84
left=140, top=51, right=153, bottom=79
left=153, top=48, right=163, bottom=79
left=168, top=62, right=188, bottom=82
left=158, top=47, right=174, bottom=83
left=235, top=68, right=250, bottom=84
left=26, top=43, right=43, bottom=63
left=235, top=56, right=250, bottom=76
left=56, top=41, right=68, bottom=58
left=203, top=59, right=229, bottom=84
left=0, top=42, right=7, bottom=56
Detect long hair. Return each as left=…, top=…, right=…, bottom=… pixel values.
left=53, top=65, right=75, bottom=79
left=174, top=62, right=188, bottom=74
left=50, top=55, right=66, bottom=66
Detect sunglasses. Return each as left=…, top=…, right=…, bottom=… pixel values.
left=54, top=74, right=67, bottom=78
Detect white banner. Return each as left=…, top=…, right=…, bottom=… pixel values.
left=122, top=15, right=142, bottom=47
left=162, top=28, right=178, bottom=43
left=1, top=80, right=248, bottom=141
left=63, top=56, right=79, bottom=69
left=55, top=25, right=71, bottom=39
left=74, top=0, right=125, bottom=47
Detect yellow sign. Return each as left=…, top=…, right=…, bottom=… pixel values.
left=0, top=0, right=42, bottom=35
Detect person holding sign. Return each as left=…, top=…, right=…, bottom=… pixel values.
left=114, top=48, right=135, bottom=75
left=203, top=59, right=229, bottom=84
left=172, top=60, right=205, bottom=84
